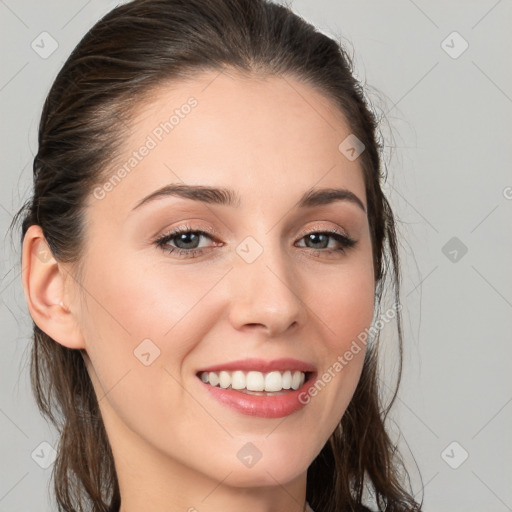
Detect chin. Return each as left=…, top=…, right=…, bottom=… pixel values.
left=210, top=441, right=312, bottom=488
left=221, top=462, right=308, bottom=488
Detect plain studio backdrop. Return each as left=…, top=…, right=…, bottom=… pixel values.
left=0, top=1, right=511, bottom=511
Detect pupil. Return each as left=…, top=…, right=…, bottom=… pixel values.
left=308, top=233, right=327, bottom=249
left=176, top=232, right=199, bottom=249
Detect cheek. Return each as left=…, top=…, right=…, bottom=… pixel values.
left=76, top=251, right=225, bottom=405
left=77, top=254, right=210, bottom=449
left=81, top=250, right=220, bottom=347
left=302, top=256, right=375, bottom=416
left=314, top=257, right=375, bottom=351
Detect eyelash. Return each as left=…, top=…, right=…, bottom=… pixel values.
left=154, top=224, right=357, bottom=259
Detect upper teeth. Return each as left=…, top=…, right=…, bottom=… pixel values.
left=199, top=370, right=306, bottom=392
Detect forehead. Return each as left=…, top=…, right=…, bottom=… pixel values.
left=90, top=69, right=367, bottom=214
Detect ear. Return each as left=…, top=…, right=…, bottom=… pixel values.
left=21, top=224, right=86, bottom=349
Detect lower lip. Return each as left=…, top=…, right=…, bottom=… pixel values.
left=198, top=373, right=317, bottom=418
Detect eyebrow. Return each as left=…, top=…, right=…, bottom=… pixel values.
left=131, top=184, right=366, bottom=213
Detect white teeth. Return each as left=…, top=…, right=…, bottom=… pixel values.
left=265, top=371, right=282, bottom=392
left=231, top=370, right=246, bottom=390
left=282, top=370, right=292, bottom=389
left=219, top=371, right=231, bottom=389
left=246, top=371, right=265, bottom=391
left=200, top=370, right=307, bottom=392
left=208, top=372, right=219, bottom=387
left=291, top=371, right=303, bottom=390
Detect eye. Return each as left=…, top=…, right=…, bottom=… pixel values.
left=295, top=228, right=356, bottom=255
left=154, top=225, right=357, bottom=259
left=155, top=224, right=217, bottom=259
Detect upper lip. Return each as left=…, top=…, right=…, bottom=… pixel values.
left=196, top=358, right=317, bottom=374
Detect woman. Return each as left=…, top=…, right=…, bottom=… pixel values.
left=12, top=0, right=423, bottom=510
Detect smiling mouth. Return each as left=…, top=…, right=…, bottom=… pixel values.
left=196, top=369, right=314, bottom=395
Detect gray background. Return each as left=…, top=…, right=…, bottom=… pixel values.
left=1, top=1, right=511, bottom=511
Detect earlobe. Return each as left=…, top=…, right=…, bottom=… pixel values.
left=21, top=224, right=86, bottom=350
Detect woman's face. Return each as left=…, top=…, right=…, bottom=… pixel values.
left=72, top=70, right=375, bottom=497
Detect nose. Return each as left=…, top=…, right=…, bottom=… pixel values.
left=227, top=241, right=306, bottom=337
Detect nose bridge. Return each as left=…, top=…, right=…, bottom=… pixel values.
left=228, top=233, right=305, bottom=334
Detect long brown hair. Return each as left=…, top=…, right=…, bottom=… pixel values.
left=10, top=0, right=423, bottom=510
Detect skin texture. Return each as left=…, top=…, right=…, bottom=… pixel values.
left=22, top=70, right=375, bottom=512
